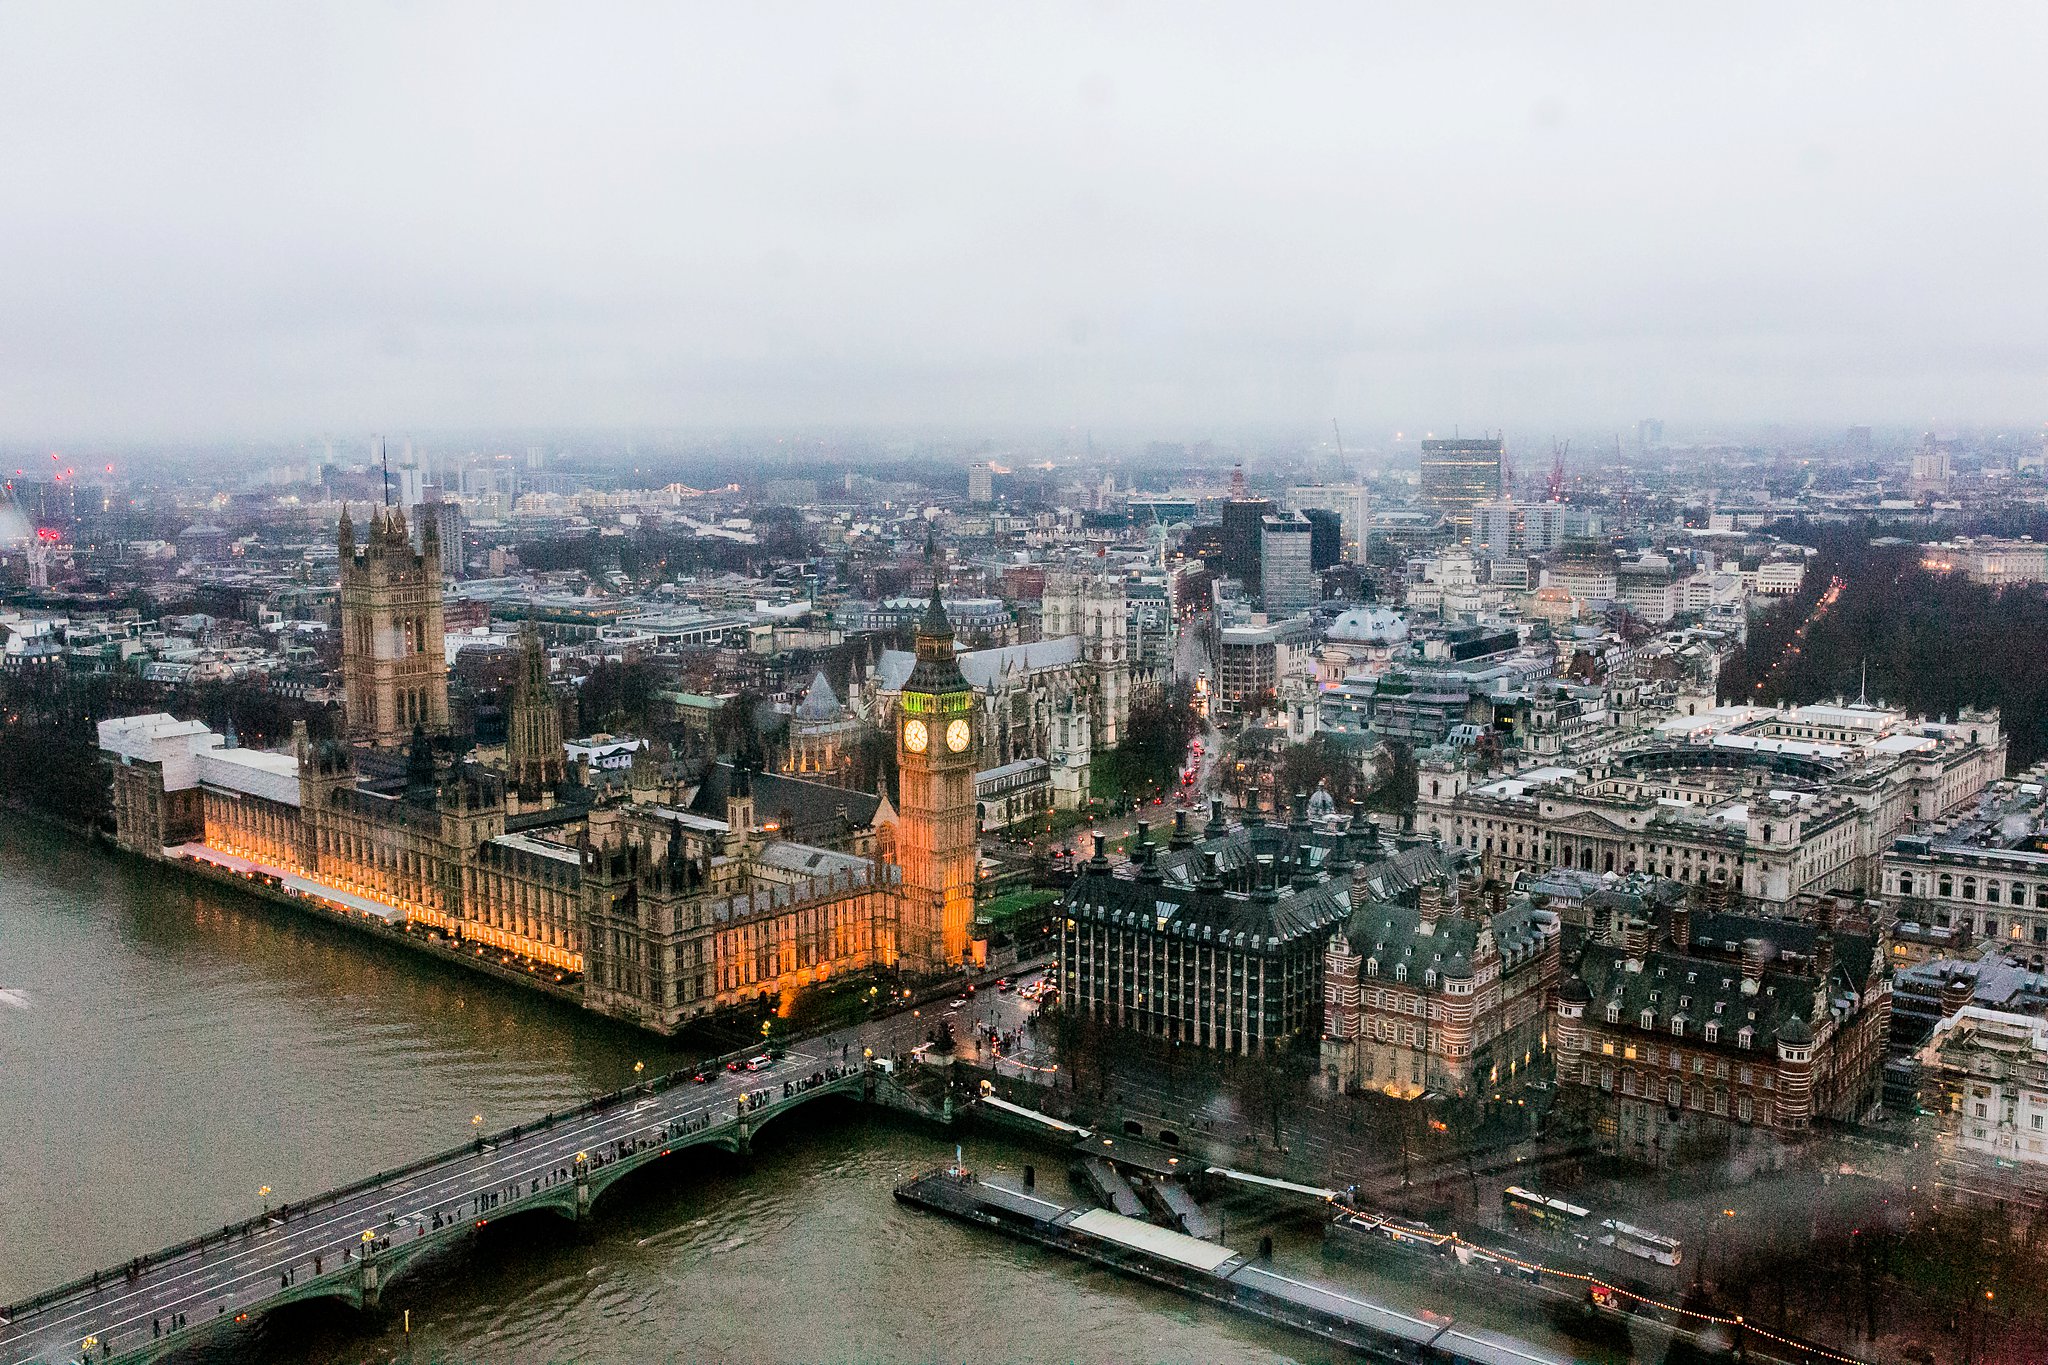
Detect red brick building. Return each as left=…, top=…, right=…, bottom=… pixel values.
left=1554, top=902, right=1891, bottom=1164
left=1323, top=867, right=1562, bottom=1099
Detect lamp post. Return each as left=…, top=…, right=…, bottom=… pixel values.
left=259, top=1185, right=272, bottom=1218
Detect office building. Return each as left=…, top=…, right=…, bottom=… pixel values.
left=1419, top=703, right=2008, bottom=910
left=1302, top=508, right=1342, bottom=570
left=1917, top=1006, right=2048, bottom=1170
left=1283, top=484, right=1370, bottom=561
left=1215, top=615, right=1314, bottom=714
left=1419, top=439, right=1504, bottom=536
left=1219, top=497, right=1272, bottom=593
left=1323, top=855, right=1561, bottom=1099
left=1057, top=805, right=1363, bottom=1054
left=1555, top=898, right=1890, bottom=1164
left=1259, top=512, right=1317, bottom=615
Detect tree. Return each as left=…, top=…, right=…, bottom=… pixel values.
left=1721, top=521, right=2048, bottom=765
left=1093, top=680, right=1199, bottom=804
left=1273, top=734, right=1369, bottom=808
left=577, top=660, right=664, bottom=736
left=1364, top=741, right=1418, bottom=815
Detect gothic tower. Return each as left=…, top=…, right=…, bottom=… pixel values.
left=339, top=504, right=450, bottom=748
left=896, top=575, right=978, bottom=972
left=1044, top=566, right=1130, bottom=748
left=506, top=624, right=564, bottom=799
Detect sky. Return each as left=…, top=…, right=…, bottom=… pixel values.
left=2, top=3, right=2045, bottom=443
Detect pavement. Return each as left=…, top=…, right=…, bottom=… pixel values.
left=1, top=972, right=1048, bottom=1365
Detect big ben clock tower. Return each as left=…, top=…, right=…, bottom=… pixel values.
left=896, top=572, right=978, bottom=972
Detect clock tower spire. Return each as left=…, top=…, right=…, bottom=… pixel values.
left=896, top=548, right=978, bottom=973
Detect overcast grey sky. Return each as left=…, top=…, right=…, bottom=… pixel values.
left=1, top=3, right=2044, bottom=442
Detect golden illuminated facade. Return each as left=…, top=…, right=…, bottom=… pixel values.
left=580, top=791, right=899, bottom=1031
left=896, top=581, right=980, bottom=972
left=102, top=713, right=915, bottom=1033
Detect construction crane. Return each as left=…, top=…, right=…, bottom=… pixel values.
left=1547, top=441, right=1568, bottom=502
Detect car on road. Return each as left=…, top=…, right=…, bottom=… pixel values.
left=691, top=1070, right=713, bottom=1084
left=745, top=1053, right=774, bottom=1071
left=948, top=998, right=968, bottom=1010
left=996, top=978, right=1012, bottom=992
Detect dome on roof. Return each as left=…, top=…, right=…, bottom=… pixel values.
left=1443, top=953, right=1473, bottom=979
left=1327, top=606, right=1409, bottom=644
left=1778, top=1015, right=1814, bottom=1046
left=1561, top=975, right=1592, bottom=1003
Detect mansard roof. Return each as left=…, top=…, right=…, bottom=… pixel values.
left=1341, top=888, right=1556, bottom=988
left=1062, top=858, right=1351, bottom=952
left=1575, top=945, right=1809, bottom=1051
left=1569, top=910, right=1877, bottom=1052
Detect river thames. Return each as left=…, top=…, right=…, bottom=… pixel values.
left=0, top=817, right=1601, bottom=1363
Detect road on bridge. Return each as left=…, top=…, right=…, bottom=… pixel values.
left=1, top=971, right=1047, bottom=1365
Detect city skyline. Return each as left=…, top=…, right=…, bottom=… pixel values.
left=9, top=9, right=2048, bottom=1363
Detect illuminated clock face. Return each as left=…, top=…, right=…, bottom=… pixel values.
left=946, top=718, right=972, bottom=753
left=902, top=718, right=929, bottom=754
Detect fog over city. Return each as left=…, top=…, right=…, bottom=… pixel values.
left=4, top=3, right=2047, bottom=441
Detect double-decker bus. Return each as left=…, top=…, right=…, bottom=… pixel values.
left=1500, top=1185, right=1590, bottom=1231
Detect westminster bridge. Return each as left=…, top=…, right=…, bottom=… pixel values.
left=0, top=1027, right=969, bottom=1365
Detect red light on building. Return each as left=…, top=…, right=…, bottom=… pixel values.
left=35, top=527, right=60, bottom=541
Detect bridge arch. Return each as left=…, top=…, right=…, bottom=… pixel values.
left=737, top=1078, right=868, bottom=1150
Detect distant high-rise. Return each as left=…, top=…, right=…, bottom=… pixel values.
left=1259, top=512, right=1316, bottom=616
left=1911, top=434, right=1953, bottom=496
left=1419, top=438, right=1503, bottom=538
left=1219, top=496, right=1271, bottom=593
left=967, top=463, right=994, bottom=505
left=414, top=489, right=465, bottom=579
left=1283, top=483, right=1369, bottom=561
left=1635, top=418, right=1665, bottom=450
left=1301, top=507, right=1342, bottom=571
left=1846, top=425, right=1874, bottom=456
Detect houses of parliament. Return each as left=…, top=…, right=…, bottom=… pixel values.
left=99, top=506, right=979, bottom=1032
